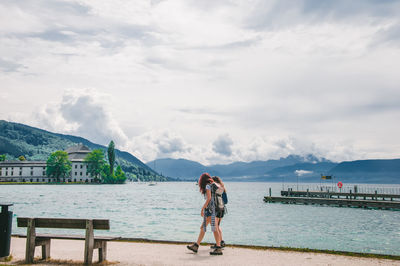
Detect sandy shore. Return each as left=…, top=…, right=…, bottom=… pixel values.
left=4, top=237, right=399, bottom=266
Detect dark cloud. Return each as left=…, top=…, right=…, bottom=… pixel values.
left=212, top=134, right=233, bottom=156
left=157, top=138, right=185, bottom=154
left=154, top=132, right=188, bottom=156
left=0, top=58, right=24, bottom=73
left=1, top=0, right=157, bottom=49
left=374, top=24, right=400, bottom=47
left=246, top=0, right=400, bottom=30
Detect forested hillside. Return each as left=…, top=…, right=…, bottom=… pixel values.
left=0, top=120, right=170, bottom=181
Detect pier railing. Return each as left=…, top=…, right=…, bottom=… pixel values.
left=281, top=184, right=400, bottom=195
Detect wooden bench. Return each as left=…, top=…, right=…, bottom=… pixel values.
left=17, top=217, right=119, bottom=264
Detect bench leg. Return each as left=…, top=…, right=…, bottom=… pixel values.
left=41, top=240, right=51, bottom=259
left=25, top=218, right=36, bottom=264
left=98, top=241, right=107, bottom=262
left=84, top=220, right=94, bottom=265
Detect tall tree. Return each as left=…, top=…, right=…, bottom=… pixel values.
left=84, top=149, right=106, bottom=182
left=0, top=154, right=6, bottom=161
left=46, top=151, right=71, bottom=181
left=107, top=140, right=115, bottom=177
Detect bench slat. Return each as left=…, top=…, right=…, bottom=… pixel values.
left=17, top=217, right=110, bottom=230
left=13, top=233, right=119, bottom=241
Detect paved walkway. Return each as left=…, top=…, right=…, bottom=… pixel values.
left=5, top=237, right=400, bottom=265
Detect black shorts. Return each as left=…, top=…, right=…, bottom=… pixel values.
left=216, top=210, right=224, bottom=218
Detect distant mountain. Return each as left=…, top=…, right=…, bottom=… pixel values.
left=210, top=154, right=327, bottom=177
left=328, top=159, right=400, bottom=183
left=147, top=156, right=400, bottom=183
left=0, top=120, right=170, bottom=181
left=146, top=158, right=213, bottom=180
left=251, top=162, right=339, bottom=182
left=147, top=155, right=336, bottom=181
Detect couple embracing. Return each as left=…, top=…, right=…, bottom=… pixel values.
left=187, top=173, right=227, bottom=255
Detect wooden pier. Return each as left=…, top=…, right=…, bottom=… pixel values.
left=264, top=188, right=400, bottom=210
left=280, top=190, right=400, bottom=201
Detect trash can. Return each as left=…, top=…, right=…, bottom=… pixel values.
left=0, top=203, right=13, bottom=258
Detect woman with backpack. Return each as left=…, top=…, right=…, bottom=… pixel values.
left=187, top=173, right=224, bottom=255
left=211, top=176, right=227, bottom=249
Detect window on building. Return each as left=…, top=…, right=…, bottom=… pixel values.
left=30, top=171, right=33, bottom=176
left=75, top=172, right=77, bottom=176
left=19, top=171, right=22, bottom=176
left=5, top=172, right=8, bottom=176
left=43, top=167, right=45, bottom=170
left=11, top=167, right=14, bottom=170
left=11, top=171, right=14, bottom=176
left=80, top=172, right=82, bottom=176
left=86, top=172, right=88, bottom=176
left=75, top=165, right=77, bottom=169
left=42, top=171, right=46, bottom=176
left=20, top=167, right=22, bottom=170
left=30, top=167, right=33, bottom=169
left=80, top=164, right=83, bottom=169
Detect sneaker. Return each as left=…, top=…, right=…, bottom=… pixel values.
left=210, top=247, right=223, bottom=255
left=211, top=241, right=225, bottom=249
left=187, top=243, right=199, bottom=253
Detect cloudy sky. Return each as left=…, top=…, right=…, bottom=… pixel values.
left=1, top=0, right=400, bottom=165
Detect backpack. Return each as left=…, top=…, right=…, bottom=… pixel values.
left=212, top=184, right=225, bottom=213
left=222, top=191, right=228, bottom=204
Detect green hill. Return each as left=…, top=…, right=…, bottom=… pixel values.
left=0, top=120, right=170, bottom=181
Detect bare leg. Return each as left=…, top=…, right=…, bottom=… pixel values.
left=196, top=217, right=210, bottom=245
left=218, top=219, right=223, bottom=243
left=213, top=218, right=221, bottom=246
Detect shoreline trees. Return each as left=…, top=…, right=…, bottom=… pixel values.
left=46, top=151, right=72, bottom=181
left=84, top=141, right=126, bottom=184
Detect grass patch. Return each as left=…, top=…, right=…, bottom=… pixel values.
left=10, top=258, right=117, bottom=265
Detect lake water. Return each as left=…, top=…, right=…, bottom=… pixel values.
left=1, top=182, right=400, bottom=255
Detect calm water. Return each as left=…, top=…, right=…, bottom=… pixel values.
left=1, top=182, right=400, bottom=255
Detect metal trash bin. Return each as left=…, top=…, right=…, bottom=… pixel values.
left=0, top=203, right=13, bottom=258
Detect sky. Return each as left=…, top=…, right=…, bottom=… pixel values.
left=1, top=0, right=400, bottom=165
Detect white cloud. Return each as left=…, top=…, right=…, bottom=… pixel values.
left=295, top=170, right=313, bottom=176
left=33, top=89, right=129, bottom=149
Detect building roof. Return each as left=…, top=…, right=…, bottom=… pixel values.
left=65, top=143, right=91, bottom=162
left=0, top=161, right=46, bottom=166
left=65, top=143, right=91, bottom=154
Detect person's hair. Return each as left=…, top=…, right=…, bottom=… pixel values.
left=198, top=173, right=212, bottom=195
left=212, top=176, right=226, bottom=192
left=212, top=176, right=222, bottom=184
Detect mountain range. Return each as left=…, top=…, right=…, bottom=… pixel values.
left=1, top=120, right=399, bottom=184
left=147, top=156, right=400, bottom=183
left=0, top=120, right=170, bottom=181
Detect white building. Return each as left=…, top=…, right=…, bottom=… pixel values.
left=0, top=161, right=47, bottom=182
left=66, top=144, right=93, bottom=183
left=0, top=144, right=94, bottom=183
